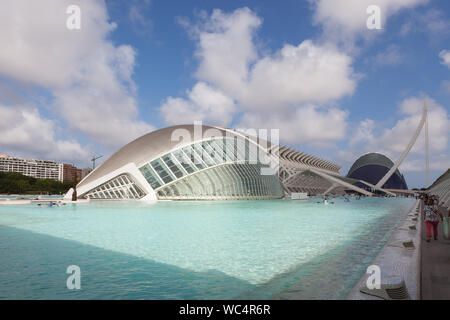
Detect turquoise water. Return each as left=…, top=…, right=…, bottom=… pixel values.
left=0, top=197, right=414, bottom=299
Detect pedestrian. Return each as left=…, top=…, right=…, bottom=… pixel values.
left=424, top=198, right=444, bottom=242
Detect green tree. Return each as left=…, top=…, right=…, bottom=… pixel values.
left=0, top=172, right=75, bottom=194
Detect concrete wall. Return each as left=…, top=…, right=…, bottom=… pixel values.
left=348, top=199, right=422, bottom=300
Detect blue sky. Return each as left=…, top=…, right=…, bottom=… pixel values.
left=0, top=0, right=449, bottom=188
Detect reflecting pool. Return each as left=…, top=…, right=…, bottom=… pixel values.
left=0, top=197, right=414, bottom=299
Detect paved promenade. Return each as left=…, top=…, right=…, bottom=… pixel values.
left=421, top=204, right=450, bottom=300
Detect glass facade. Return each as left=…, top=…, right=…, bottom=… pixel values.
left=85, top=174, right=145, bottom=200
left=138, top=137, right=282, bottom=200
left=156, top=163, right=283, bottom=200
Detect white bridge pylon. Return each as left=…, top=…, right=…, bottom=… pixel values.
left=375, top=101, right=428, bottom=189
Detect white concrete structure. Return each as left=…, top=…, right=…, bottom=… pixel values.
left=77, top=125, right=286, bottom=201
left=427, top=169, right=450, bottom=209
left=77, top=124, right=380, bottom=201
left=0, top=154, right=63, bottom=181
left=376, top=102, right=428, bottom=189
left=273, top=145, right=377, bottom=197
left=348, top=200, right=422, bottom=300
left=291, top=192, right=309, bottom=200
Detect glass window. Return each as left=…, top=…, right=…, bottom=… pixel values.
left=212, top=139, right=232, bottom=162
left=223, top=138, right=237, bottom=162
left=150, top=159, right=174, bottom=184
left=173, top=150, right=197, bottom=174
left=192, top=143, right=214, bottom=167
left=162, top=154, right=184, bottom=179
left=247, top=142, right=259, bottom=164
left=235, top=138, right=247, bottom=161
left=200, top=141, right=220, bottom=165
left=139, top=164, right=162, bottom=189
left=182, top=146, right=206, bottom=170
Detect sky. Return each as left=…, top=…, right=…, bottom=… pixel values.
left=0, top=0, right=449, bottom=189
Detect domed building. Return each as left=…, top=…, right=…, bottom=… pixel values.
left=346, top=153, right=408, bottom=190
left=76, top=125, right=285, bottom=201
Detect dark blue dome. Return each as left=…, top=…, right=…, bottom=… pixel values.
left=347, top=153, right=408, bottom=190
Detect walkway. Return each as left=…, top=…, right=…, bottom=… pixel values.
left=421, top=203, right=450, bottom=300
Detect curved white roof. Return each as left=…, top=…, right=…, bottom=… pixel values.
left=78, top=124, right=342, bottom=191
left=78, top=124, right=232, bottom=188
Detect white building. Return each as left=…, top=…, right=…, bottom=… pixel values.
left=427, top=169, right=450, bottom=209
left=74, top=125, right=377, bottom=201
left=0, top=154, right=63, bottom=182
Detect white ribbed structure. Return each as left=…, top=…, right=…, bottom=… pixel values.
left=270, top=145, right=374, bottom=197
left=427, top=170, right=450, bottom=209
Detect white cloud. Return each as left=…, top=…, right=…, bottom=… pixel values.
left=400, top=9, right=450, bottom=37
left=401, top=155, right=450, bottom=172
left=162, top=5, right=436, bottom=149
left=242, top=41, right=356, bottom=112
left=439, top=50, right=450, bottom=69
left=309, top=0, right=428, bottom=43
left=52, top=86, right=152, bottom=146
left=0, top=0, right=154, bottom=149
left=239, top=105, right=348, bottom=145
left=162, top=8, right=355, bottom=146
left=348, top=96, right=450, bottom=159
left=336, top=149, right=359, bottom=164
left=128, top=0, right=152, bottom=35
left=0, top=105, right=89, bottom=163
left=381, top=96, right=449, bottom=154
left=191, top=9, right=356, bottom=112
left=349, top=119, right=376, bottom=147
left=374, top=45, right=404, bottom=66
left=339, top=96, right=449, bottom=182
left=441, top=80, right=450, bottom=94
left=425, top=11, right=450, bottom=34
left=194, top=8, right=261, bottom=99
left=160, top=82, right=236, bottom=126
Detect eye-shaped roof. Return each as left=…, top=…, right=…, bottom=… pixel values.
left=77, top=124, right=267, bottom=188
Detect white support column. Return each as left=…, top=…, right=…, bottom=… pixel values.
left=308, top=168, right=374, bottom=197
left=425, top=108, right=430, bottom=187
left=358, top=180, right=397, bottom=197
left=322, top=183, right=338, bottom=196
left=376, top=102, right=428, bottom=189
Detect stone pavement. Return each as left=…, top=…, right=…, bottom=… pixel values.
left=421, top=204, right=450, bottom=300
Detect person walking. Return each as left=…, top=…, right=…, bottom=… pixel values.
left=424, top=198, right=444, bottom=242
